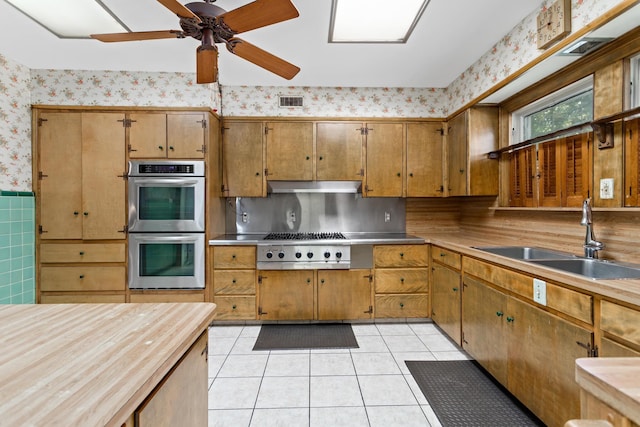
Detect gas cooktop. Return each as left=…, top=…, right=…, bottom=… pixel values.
left=263, top=232, right=346, bottom=241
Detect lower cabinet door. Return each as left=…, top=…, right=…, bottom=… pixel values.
left=136, top=331, right=208, bottom=426
left=258, top=271, right=314, bottom=320
left=317, top=269, right=372, bottom=320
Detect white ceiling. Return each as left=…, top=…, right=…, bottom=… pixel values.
left=0, top=0, right=543, bottom=88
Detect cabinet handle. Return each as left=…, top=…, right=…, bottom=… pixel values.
left=440, top=253, right=445, bottom=257
left=158, top=146, right=164, bottom=150
left=459, top=169, right=465, bottom=173
left=506, top=316, right=515, bottom=323
left=496, top=311, right=503, bottom=317
left=169, top=146, right=174, bottom=151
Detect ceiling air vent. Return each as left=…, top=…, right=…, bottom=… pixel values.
left=279, top=95, right=304, bottom=108
left=558, top=37, right=613, bottom=56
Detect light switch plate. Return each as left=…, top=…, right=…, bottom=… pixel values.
left=533, top=278, right=547, bottom=306
left=600, top=178, right=614, bottom=199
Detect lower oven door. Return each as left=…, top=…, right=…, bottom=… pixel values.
left=128, top=233, right=205, bottom=289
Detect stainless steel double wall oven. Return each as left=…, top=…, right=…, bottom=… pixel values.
left=127, top=160, right=205, bottom=289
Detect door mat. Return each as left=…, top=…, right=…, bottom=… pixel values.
left=406, top=360, right=544, bottom=427
left=252, top=323, right=359, bottom=351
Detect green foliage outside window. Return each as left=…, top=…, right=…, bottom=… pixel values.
left=525, top=90, right=593, bottom=139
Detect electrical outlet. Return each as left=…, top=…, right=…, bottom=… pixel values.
left=533, top=278, right=547, bottom=306
left=241, top=212, right=249, bottom=223
left=600, top=178, right=614, bottom=199
left=384, top=212, right=391, bottom=223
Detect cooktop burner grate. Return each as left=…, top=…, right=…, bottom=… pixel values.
left=263, top=232, right=346, bottom=241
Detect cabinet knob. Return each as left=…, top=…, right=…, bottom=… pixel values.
left=452, top=287, right=459, bottom=292
left=232, top=305, right=237, bottom=310
left=306, top=156, right=310, bottom=160
left=232, top=279, right=236, bottom=284
left=232, top=254, right=236, bottom=259
left=397, top=172, right=401, bottom=177
left=79, top=251, right=84, bottom=256
left=399, top=302, right=405, bottom=308
left=400, top=277, right=405, bottom=283
left=506, top=316, right=515, bottom=323
left=306, top=278, right=311, bottom=284
left=83, top=212, right=88, bottom=216
left=459, top=169, right=465, bottom=173
left=79, top=275, right=84, bottom=279
left=320, top=279, right=325, bottom=284
left=158, top=146, right=164, bottom=150
left=255, top=172, right=260, bottom=176
left=496, top=311, right=503, bottom=317
left=169, top=146, right=174, bottom=151
left=399, top=253, right=404, bottom=257
left=73, top=211, right=79, bottom=216
left=319, top=156, right=323, bottom=161
left=409, top=173, right=413, bottom=177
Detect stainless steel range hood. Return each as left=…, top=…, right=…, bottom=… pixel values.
left=267, top=180, right=362, bottom=194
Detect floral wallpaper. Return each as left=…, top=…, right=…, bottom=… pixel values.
left=0, top=53, right=32, bottom=192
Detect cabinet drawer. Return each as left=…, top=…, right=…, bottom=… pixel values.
left=40, top=243, right=125, bottom=263
left=374, top=268, right=428, bottom=293
left=39, top=294, right=125, bottom=303
left=213, top=270, right=256, bottom=295
left=374, top=294, right=429, bottom=318
left=601, top=300, right=640, bottom=346
left=432, top=246, right=461, bottom=270
left=129, top=292, right=205, bottom=303
left=374, top=245, right=428, bottom=267
left=40, top=266, right=125, bottom=292
left=213, top=246, right=256, bottom=269
left=600, top=337, right=640, bottom=357
left=213, top=296, right=256, bottom=320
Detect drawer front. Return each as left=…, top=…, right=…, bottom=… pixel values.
left=601, top=300, right=640, bottom=346
left=129, top=292, right=205, bottom=303
left=40, top=294, right=125, bottom=304
left=374, top=268, right=428, bottom=293
left=40, top=266, right=125, bottom=292
left=213, top=246, right=256, bottom=269
left=213, top=296, right=256, bottom=320
left=40, top=243, right=125, bottom=263
left=546, top=282, right=592, bottom=324
left=599, top=337, right=640, bottom=357
left=213, top=270, right=256, bottom=295
left=432, top=246, right=461, bottom=270
left=374, top=245, right=428, bottom=268
left=374, top=294, right=429, bottom=318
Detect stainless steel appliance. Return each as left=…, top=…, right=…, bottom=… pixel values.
left=128, top=160, right=205, bottom=289
left=128, top=160, right=205, bottom=232
left=257, top=232, right=351, bottom=270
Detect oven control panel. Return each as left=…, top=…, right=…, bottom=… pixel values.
left=257, top=244, right=351, bottom=270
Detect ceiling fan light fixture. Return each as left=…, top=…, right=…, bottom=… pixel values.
left=4, top=0, right=129, bottom=39
left=329, top=0, right=430, bottom=43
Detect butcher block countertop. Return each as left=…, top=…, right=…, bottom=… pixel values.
left=575, top=357, right=640, bottom=425
left=0, top=302, right=216, bottom=427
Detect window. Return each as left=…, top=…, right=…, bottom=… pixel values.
left=512, top=77, right=594, bottom=143
left=631, top=52, right=640, bottom=108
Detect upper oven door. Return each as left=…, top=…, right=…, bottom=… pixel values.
left=128, top=176, right=205, bottom=232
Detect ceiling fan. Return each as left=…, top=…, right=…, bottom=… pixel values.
left=91, top=0, right=300, bottom=84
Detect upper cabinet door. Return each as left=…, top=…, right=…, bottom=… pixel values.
left=446, top=111, right=468, bottom=197
left=167, top=113, right=206, bottom=158
left=406, top=122, right=444, bottom=197
left=316, top=122, right=363, bottom=181
left=38, top=112, right=83, bottom=239
left=364, top=123, right=404, bottom=197
left=222, top=121, right=265, bottom=197
left=265, top=122, right=314, bottom=181
left=128, top=113, right=167, bottom=158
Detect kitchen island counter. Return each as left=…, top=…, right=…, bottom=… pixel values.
left=0, top=302, right=216, bottom=426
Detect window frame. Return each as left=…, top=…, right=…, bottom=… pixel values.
left=631, top=52, right=640, bottom=109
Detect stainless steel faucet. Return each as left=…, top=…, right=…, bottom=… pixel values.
left=581, top=198, right=604, bottom=258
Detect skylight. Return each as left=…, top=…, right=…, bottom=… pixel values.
left=4, top=0, right=129, bottom=39
left=329, top=0, right=430, bottom=43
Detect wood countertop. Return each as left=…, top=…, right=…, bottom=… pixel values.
left=421, top=232, right=640, bottom=307
left=0, top=302, right=217, bottom=427
left=575, top=357, right=640, bottom=425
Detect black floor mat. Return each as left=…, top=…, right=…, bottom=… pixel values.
left=406, top=360, right=545, bottom=427
left=252, top=323, right=359, bottom=351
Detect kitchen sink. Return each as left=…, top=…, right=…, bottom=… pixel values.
left=474, top=246, right=577, bottom=260
left=528, top=258, right=640, bottom=280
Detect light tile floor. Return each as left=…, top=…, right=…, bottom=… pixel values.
left=207, top=322, right=471, bottom=427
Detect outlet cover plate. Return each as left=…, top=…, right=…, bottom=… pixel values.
left=600, top=178, right=614, bottom=199
left=533, top=278, right=547, bottom=306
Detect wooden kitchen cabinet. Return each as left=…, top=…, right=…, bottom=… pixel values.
left=222, top=121, right=265, bottom=197
left=431, top=254, right=462, bottom=344
left=446, top=106, right=499, bottom=196
left=38, top=111, right=126, bottom=240
left=599, top=300, right=640, bottom=356
left=316, top=122, right=364, bottom=181
left=406, top=122, right=445, bottom=197
left=317, top=269, right=372, bottom=320
left=211, top=246, right=257, bottom=320
left=373, top=244, right=429, bottom=318
left=129, top=112, right=207, bottom=159
left=624, top=117, right=640, bottom=206
left=258, top=270, right=315, bottom=320
left=364, top=123, right=404, bottom=197
left=265, top=121, right=314, bottom=181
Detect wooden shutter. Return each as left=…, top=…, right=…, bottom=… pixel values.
left=509, top=146, right=536, bottom=207
left=562, top=132, right=591, bottom=207
left=624, top=118, right=639, bottom=207
left=538, top=139, right=563, bottom=207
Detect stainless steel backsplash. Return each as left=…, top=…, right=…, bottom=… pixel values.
left=226, top=193, right=405, bottom=234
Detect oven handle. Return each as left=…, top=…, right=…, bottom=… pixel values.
left=129, top=177, right=203, bottom=186
left=132, top=234, right=201, bottom=242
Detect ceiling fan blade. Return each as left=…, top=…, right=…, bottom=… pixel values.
left=228, top=38, right=300, bottom=80
left=91, top=30, right=184, bottom=42
left=157, top=0, right=202, bottom=22
left=196, top=46, right=218, bottom=84
left=219, top=0, right=299, bottom=34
